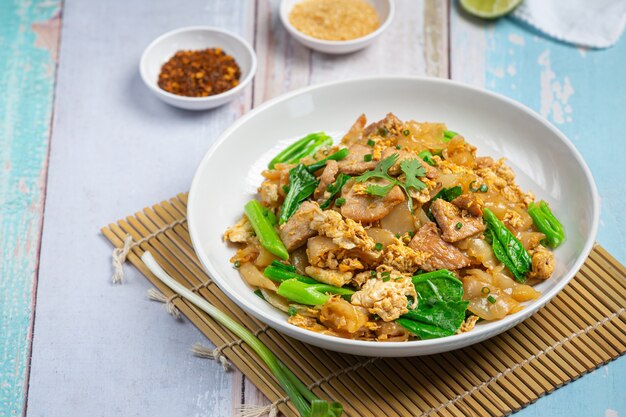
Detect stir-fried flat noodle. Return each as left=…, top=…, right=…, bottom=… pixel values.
left=225, top=113, right=561, bottom=341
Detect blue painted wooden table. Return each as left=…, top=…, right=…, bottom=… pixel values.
left=1, top=1, right=624, bottom=416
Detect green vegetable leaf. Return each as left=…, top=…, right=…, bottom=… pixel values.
left=411, top=270, right=464, bottom=302
left=320, top=173, right=351, bottom=209
left=483, top=208, right=532, bottom=282
left=398, top=269, right=469, bottom=340
left=402, top=300, right=469, bottom=333
left=432, top=186, right=463, bottom=203
left=279, top=164, right=319, bottom=224
left=399, top=159, right=427, bottom=192
left=396, top=317, right=453, bottom=339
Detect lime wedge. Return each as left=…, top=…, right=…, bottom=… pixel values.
left=460, top=0, right=523, bottom=19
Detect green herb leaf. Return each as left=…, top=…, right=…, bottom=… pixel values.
left=355, top=153, right=399, bottom=183
left=400, top=159, right=427, bottom=192
left=365, top=182, right=396, bottom=197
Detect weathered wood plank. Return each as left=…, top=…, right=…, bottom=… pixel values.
left=24, top=1, right=257, bottom=416
left=0, top=1, right=61, bottom=416
left=450, top=5, right=626, bottom=416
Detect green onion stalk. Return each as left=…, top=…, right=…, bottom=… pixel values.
left=142, top=252, right=343, bottom=417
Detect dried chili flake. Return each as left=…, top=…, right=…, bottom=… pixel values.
left=158, top=48, right=241, bottom=97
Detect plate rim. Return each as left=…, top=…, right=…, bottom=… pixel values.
left=187, top=75, right=600, bottom=353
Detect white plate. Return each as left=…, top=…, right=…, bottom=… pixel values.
left=188, top=76, right=599, bottom=357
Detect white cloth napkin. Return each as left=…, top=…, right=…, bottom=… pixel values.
left=511, top=0, right=626, bottom=49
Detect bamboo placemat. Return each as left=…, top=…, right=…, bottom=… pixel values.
left=102, top=192, right=626, bottom=417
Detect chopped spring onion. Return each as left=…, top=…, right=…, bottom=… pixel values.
left=443, top=130, right=458, bottom=142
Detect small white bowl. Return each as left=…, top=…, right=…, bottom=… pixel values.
left=279, top=0, right=394, bottom=54
left=140, top=26, right=257, bottom=111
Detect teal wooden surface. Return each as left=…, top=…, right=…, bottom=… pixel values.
left=1, top=0, right=624, bottom=416
left=0, top=0, right=61, bottom=416
left=451, top=5, right=626, bottom=417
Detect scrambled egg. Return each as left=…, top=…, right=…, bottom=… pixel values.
left=351, top=277, right=417, bottom=322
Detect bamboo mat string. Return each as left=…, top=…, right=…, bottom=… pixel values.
left=111, top=217, right=187, bottom=283
left=192, top=327, right=271, bottom=371
left=146, top=280, right=213, bottom=319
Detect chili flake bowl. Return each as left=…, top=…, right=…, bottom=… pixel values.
left=279, top=0, right=395, bottom=54
left=140, top=26, right=257, bottom=111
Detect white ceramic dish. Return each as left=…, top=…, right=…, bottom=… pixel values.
left=187, top=76, right=599, bottom=357
left=279, top=0, right=394, bottom=54
left=140, top=26, right=257, bottom=111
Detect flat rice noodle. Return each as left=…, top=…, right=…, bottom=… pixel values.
left=366, top=227, right=396, bottom=246
left=380, top=201, right=416, bottom=235
left=239, top=263, right=277, bottom=291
